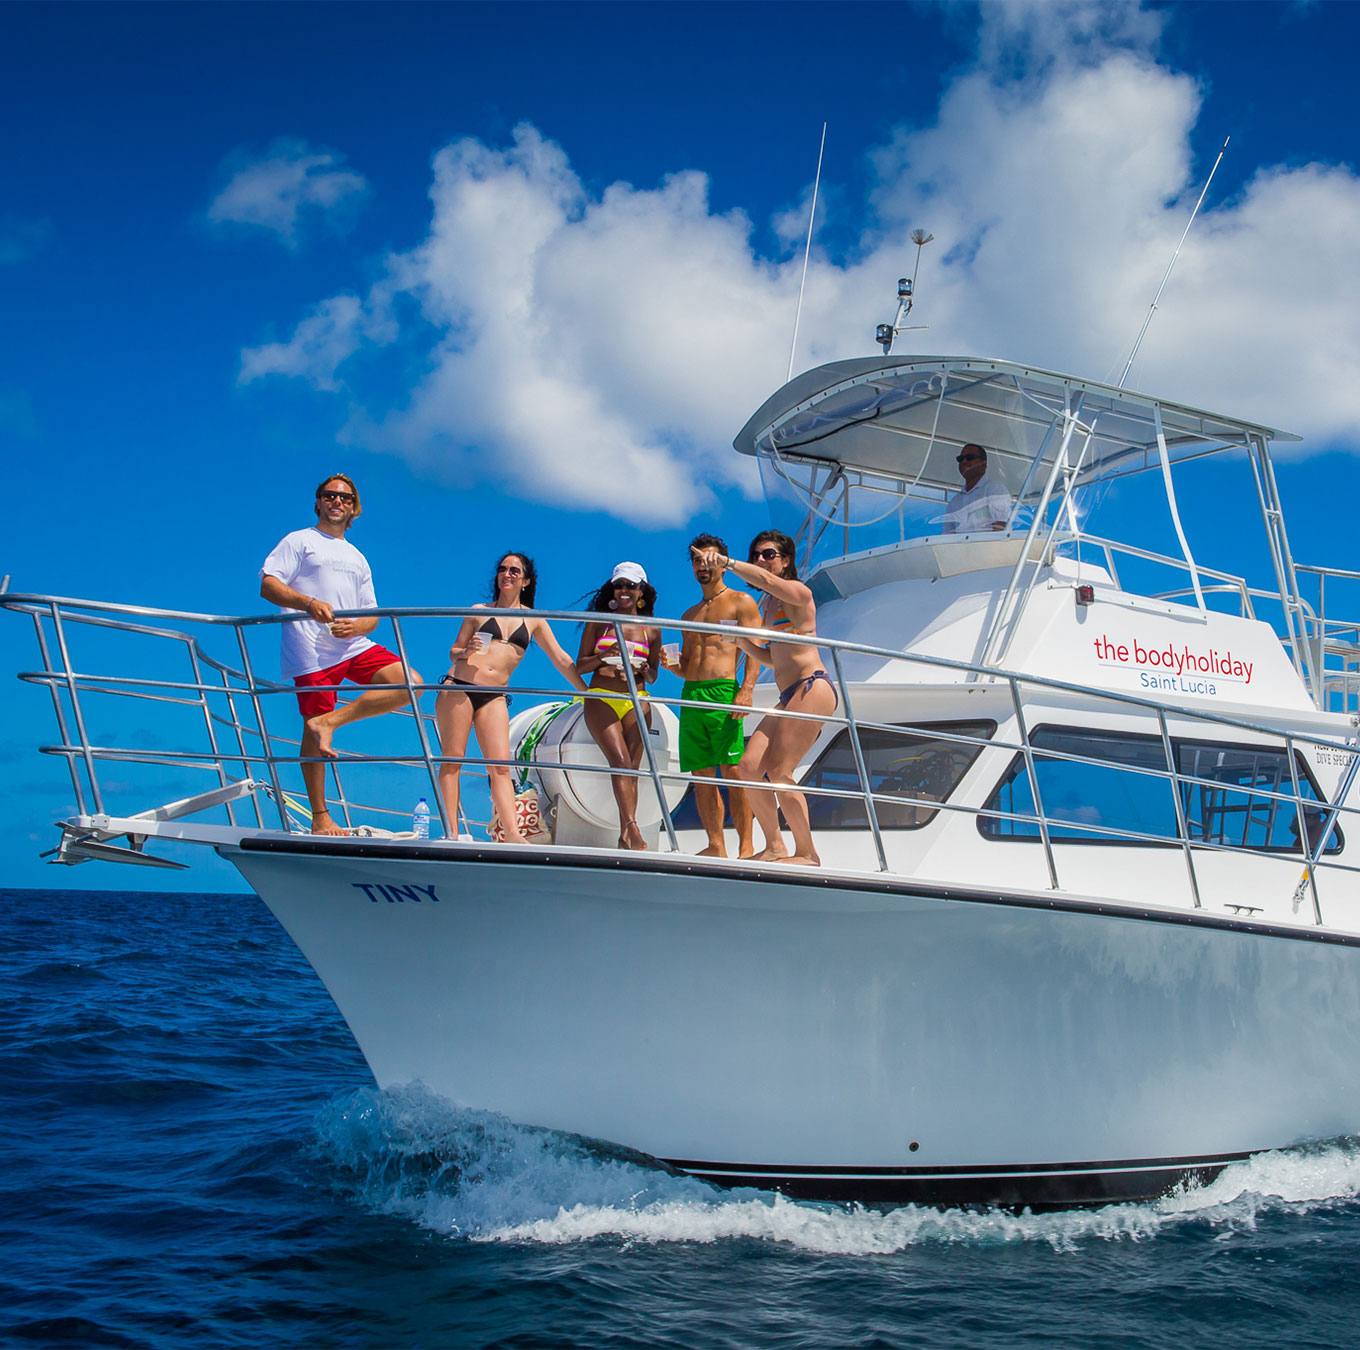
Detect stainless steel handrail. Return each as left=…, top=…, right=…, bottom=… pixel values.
left=8, top=590, right=1360, bottom=919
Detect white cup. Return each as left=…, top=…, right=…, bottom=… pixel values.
left=473, top=632, right=493, bottom=652
left=663, top=642, right=680, bottom=664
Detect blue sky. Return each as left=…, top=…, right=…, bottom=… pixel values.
left=4, top=0, right=1360, bottom=890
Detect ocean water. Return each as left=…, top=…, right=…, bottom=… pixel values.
left=4, top=888, right=1360, bottom=1350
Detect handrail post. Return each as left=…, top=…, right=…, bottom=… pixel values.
left=1285, top=733, right=1324, bottom=925
left=217, top=665, right=265, bottom=828
left=1009, top=677, right=1058, bottom=889
left=328, top=760, right=356, bottom=832
left=187, top=643, right=234, bottom=823
left=830, top=645, right=888, bottom=872
left=235, top=626, right=291, bottom=830
left=616, top=619, right=679, bottom=854
left=1158, top=708, right=1201, bottom=909
left=49, top=603, right=104, bottom=816
left=31, top=610, right=90, bottom=817
left=387, top=614, right=445, bottom=837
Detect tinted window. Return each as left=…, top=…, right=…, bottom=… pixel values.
left=981, top=728, right=1176, bottom=843
left=1176, top=742, right=1339, bottom=854
left=981, top=727, right=1341, bottom=854
left=801, top=721, right=996, bottom=830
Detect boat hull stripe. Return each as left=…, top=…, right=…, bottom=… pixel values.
left=660, top=1153, right=1252, bottom=1209
left=232, top=836, right=1360, bottom=948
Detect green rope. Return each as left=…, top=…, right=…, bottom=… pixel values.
left=514, top=700, right=573, bottom=791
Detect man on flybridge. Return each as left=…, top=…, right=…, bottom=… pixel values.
left=942, top=444, right=1013, bottom=534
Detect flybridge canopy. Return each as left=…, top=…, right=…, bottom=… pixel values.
left=733, top=356, right=1298, bottom=497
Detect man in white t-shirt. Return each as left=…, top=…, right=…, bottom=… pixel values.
left=260, top=474, right=421, bottom=835
left=942, top=444, right=1013, bottom=534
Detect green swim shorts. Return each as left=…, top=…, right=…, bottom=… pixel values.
left=679, top=678, right=745, bottom=772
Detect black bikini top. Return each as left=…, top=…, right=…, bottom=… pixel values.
left=479, top=614, right=530, bottom=652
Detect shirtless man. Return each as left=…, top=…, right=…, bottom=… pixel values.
left=675, top=534, right=761, bottom=858
left=260, top=474, right=421, bottom=836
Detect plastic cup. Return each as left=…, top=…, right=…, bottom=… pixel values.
left=474, top=632, right=493, bottom=652
left=663, top=642, right=680, bottom=664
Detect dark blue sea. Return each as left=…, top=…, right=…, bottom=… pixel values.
left=5, top=887, right=1360, bottom=1349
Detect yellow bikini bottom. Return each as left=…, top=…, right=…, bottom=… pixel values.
left=578, top=690, right=648, bottom=721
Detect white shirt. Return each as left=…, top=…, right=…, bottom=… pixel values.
left=261, top=527, right=377, bottom=678
left=942, top=473, right=1013, bottom=535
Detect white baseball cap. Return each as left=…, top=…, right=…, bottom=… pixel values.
left=611, top=561, right=647, bottom=585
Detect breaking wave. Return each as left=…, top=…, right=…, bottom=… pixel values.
left=314, top=1083, right=1360, bottom=1254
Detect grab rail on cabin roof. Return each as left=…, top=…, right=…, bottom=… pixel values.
left=5, top=591, right=1360, bottom=925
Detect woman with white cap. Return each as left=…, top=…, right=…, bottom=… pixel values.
left=576, top=562, right=662, bottom=850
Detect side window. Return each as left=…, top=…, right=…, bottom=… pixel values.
left=980, top=727, right=1342, bottom=855
left=1176, top=742, right=1341, bottom=855
left=801, top=721, right=995, bottom=830
left=980, top=727, right=1177, bottom=843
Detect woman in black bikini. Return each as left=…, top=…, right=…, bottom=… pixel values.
left=436, top=552, right=585, bottom=842
left=691, top=531, right=835, bottom=866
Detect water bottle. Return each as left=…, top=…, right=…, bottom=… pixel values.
left=413, top=797, right=430, bottom=839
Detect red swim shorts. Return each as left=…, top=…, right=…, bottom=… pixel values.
left=293, top=644, right=402, bottom=717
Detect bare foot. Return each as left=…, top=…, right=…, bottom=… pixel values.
left=621, top=820, right=648, bottom=851
left=305, top=715, right=338, bottom=759
left=778, top=853, right=821, bottom=867
left=311, top=810, right=348, bottom=837
left=752, top=844, right=789, bottom=863
left=737, top=842, right=757, bottom=860
left=697, top=844, right=728, bottom=858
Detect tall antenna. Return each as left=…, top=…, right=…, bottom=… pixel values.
left=1117, top=136, right=1230, bottom=389
left=787, top=121, right=827, bottom=383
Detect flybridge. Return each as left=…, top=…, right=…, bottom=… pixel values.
left=733, top=356, right=1294, bottom=496
left=733, top=355, right=1327, bottom=699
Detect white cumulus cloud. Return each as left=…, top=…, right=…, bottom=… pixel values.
left=239, top=3, right=1360, bottom=523
left=208, top=138, right=369, bottom=246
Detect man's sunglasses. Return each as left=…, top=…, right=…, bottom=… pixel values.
left=956, top=453, right=983, bottom=463
left=753, top=547, right=783, bottom=562
left=318, top=490, right=356, bottom=503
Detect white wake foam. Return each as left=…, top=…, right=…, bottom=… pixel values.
left=313, top=1085, right=1360, bottom=1253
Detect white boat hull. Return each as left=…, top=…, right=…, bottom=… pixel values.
left=224, top=837, right=1360, bottom=1209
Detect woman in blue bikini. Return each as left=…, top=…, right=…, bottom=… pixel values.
left=575, top=562, right=662, bottom=851
left=691, top=531, right=834, bottom=866
left=436, top=552, right=585, bottom=842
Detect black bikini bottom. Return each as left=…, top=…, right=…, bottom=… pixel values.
left=776, top=669, right=838, bottom=710
left=440, top=674, right=511, bottom=711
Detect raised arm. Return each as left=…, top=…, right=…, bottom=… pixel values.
left=532, top=618, right=589, bottom=692
left=692, top=546, right=813, bottom=618
left=719, top=554, right=810, bottom=608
